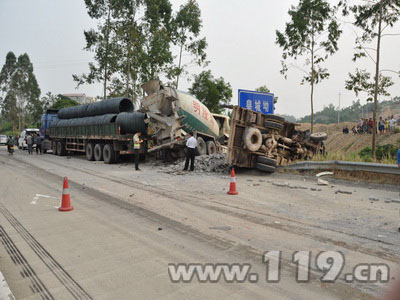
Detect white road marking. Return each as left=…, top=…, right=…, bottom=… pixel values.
left=0, top=271, right=15, bottom=300
left=30, top=194, right=57, bottom=205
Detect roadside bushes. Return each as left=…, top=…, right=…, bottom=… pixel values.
left=359, top=144, right=399, bottom=162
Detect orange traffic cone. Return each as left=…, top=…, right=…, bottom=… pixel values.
left=59, top=177, right=73, bottom=211
left=227, top=168, right=238, bottom=195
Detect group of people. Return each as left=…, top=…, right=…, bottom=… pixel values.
left=346, top=116, right=398, bottom=135
left=21, top=133, right=43, bottom=155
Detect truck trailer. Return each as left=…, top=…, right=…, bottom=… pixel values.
left=45, top=98, right=147, bottom=164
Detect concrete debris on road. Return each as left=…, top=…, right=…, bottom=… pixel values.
left=161, top=154, right=230, bottom=174
left=386, top=198, right=400, bottom=204
left=335, top=190, right=353, bottom=195
left=209, top=226, right=232, bottom=231
left=272, top=182, right=308, bottom=190
left=317, top=178, right=329, bottom=186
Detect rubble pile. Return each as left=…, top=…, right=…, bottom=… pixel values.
left=161, top=153, right=230, bottom=174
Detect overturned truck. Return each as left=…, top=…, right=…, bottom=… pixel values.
left=227, top=106, right=326, bottom=173
left=140, top=80, right=227, bottom=161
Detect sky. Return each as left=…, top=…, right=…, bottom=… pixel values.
left=0, top=0, right=399, bottom=118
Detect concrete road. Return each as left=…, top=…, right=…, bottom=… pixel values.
left=0, top=146, right=399, bottom=299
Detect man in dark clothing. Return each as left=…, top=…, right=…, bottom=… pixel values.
left=35, top=134, right=42, bottom=154
left=26, top=134, right=33, bottom=154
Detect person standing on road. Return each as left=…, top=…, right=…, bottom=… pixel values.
left=26, top=134, right=33, bottom=154
left=133, top=131, right=143, bottom=171
left=35, top=134, right=42, bottom=155
left=183, top=132, right=197, bottom=172
left=7, top=136, right=14, bottom=153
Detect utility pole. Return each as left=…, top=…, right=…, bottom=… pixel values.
left=337, top=93, right=341, bottom=124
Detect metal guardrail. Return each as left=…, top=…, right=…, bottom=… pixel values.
left=282, top=160, right=400, bottom=175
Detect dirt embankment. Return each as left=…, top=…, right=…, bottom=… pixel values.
left=299, top=122, right=400, bottom=153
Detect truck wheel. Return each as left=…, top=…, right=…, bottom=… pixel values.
left=196, top=137, right=207, bottom=156
left=206, top=141, right=217, bottom=155
left=255, top=163, right=276, bottom=173
left=52, top=142, right=58, bottom=155
left=244, top=127, right=262, bottom=152
left=43, top=149, right=47, bottom=154
left=103, top=144, right=118, bottom=164
left=94, top=144, right=104, bottom=161
left=257, top=156, right=277, bottom=167
left=310, top=132, right=327, bottom=142
left=57, top=141, right=67, bottom=156
left=86, top=143, right=95, bottom=161
left=265, top=115, right=285, bottom=124
left=264, top=121, right=284, bottom=131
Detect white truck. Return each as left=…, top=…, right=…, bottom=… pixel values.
left=18, top=128, right=39, bottom=149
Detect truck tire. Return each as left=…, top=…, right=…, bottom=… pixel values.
left=103, top=144, right=118, bottom=164
left=52, top=142, right=58, bottom=155
left=197, top=137, right=207, bottom=156
left=244, top=127, right=262, bottom=152
left=265, top=115, right=285, bottom=124
left=255, top=163, right=276, bottom=173
left=86, top=143, right=95, bottom=161
left=57, top=141, right=67, bottom=156
left=264, top=121, right=284, bottom=131
left=206, top=141, right=217, bottom=155
left=310, top=132, right=327, bottom=142
left=257, top=156, right=277, bottom=167
left=94, top=144, right=104, bottom=161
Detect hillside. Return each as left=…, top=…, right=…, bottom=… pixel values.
left=299, top=122, right=400, bottom=154
left=298, top=97, right=400, bottom=124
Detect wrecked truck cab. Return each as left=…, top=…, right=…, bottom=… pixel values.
left=226, top=106, right=327, bottom=173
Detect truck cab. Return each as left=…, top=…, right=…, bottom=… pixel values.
left=40, top=109, right=59, bottom=152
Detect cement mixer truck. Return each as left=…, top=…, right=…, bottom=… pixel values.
left=140, top=80, right=226, bottom=160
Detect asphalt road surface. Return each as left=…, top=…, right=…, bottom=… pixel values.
left=1, top=146, right=399, bottom=299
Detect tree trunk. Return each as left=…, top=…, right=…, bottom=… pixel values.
left=372, top=3, right=383, bottom=159
left=310, top=36, right=315, bottom=133
left=175, top=42, right=184, bottom=89
left=103, top=5, right=112, bottom=100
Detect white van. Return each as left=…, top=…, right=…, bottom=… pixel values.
left=18, top=128, right=39, bottom=149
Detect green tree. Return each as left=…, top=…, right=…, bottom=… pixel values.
left=137, top=0, right=174, bottom=83
left=49, top=95, right=79, bottom=110
left=0, top=51, right=17, bottom=103
left=41, top=92, right=58, bottom=111
left=340, top=0, right=400, bottom=158
left=74, top=0, right=121, bottom=100
left=76, top=0, right=177, bottom=101
left=276, top=0, right=341, bottom=132
left=1, top=53, right=41, bottom=129
left=345, top=68, right=393, bottom=101
left=255, top=85, right=279, bottom=104
left=172, top=0, right=208, bottom=89
left=189, top=70, right=232, bottom=114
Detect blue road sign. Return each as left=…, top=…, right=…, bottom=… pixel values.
left=238, top=89, right=274, bottom=114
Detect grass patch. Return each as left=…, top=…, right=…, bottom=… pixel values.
left=309, top=151, right=397, bottom=164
